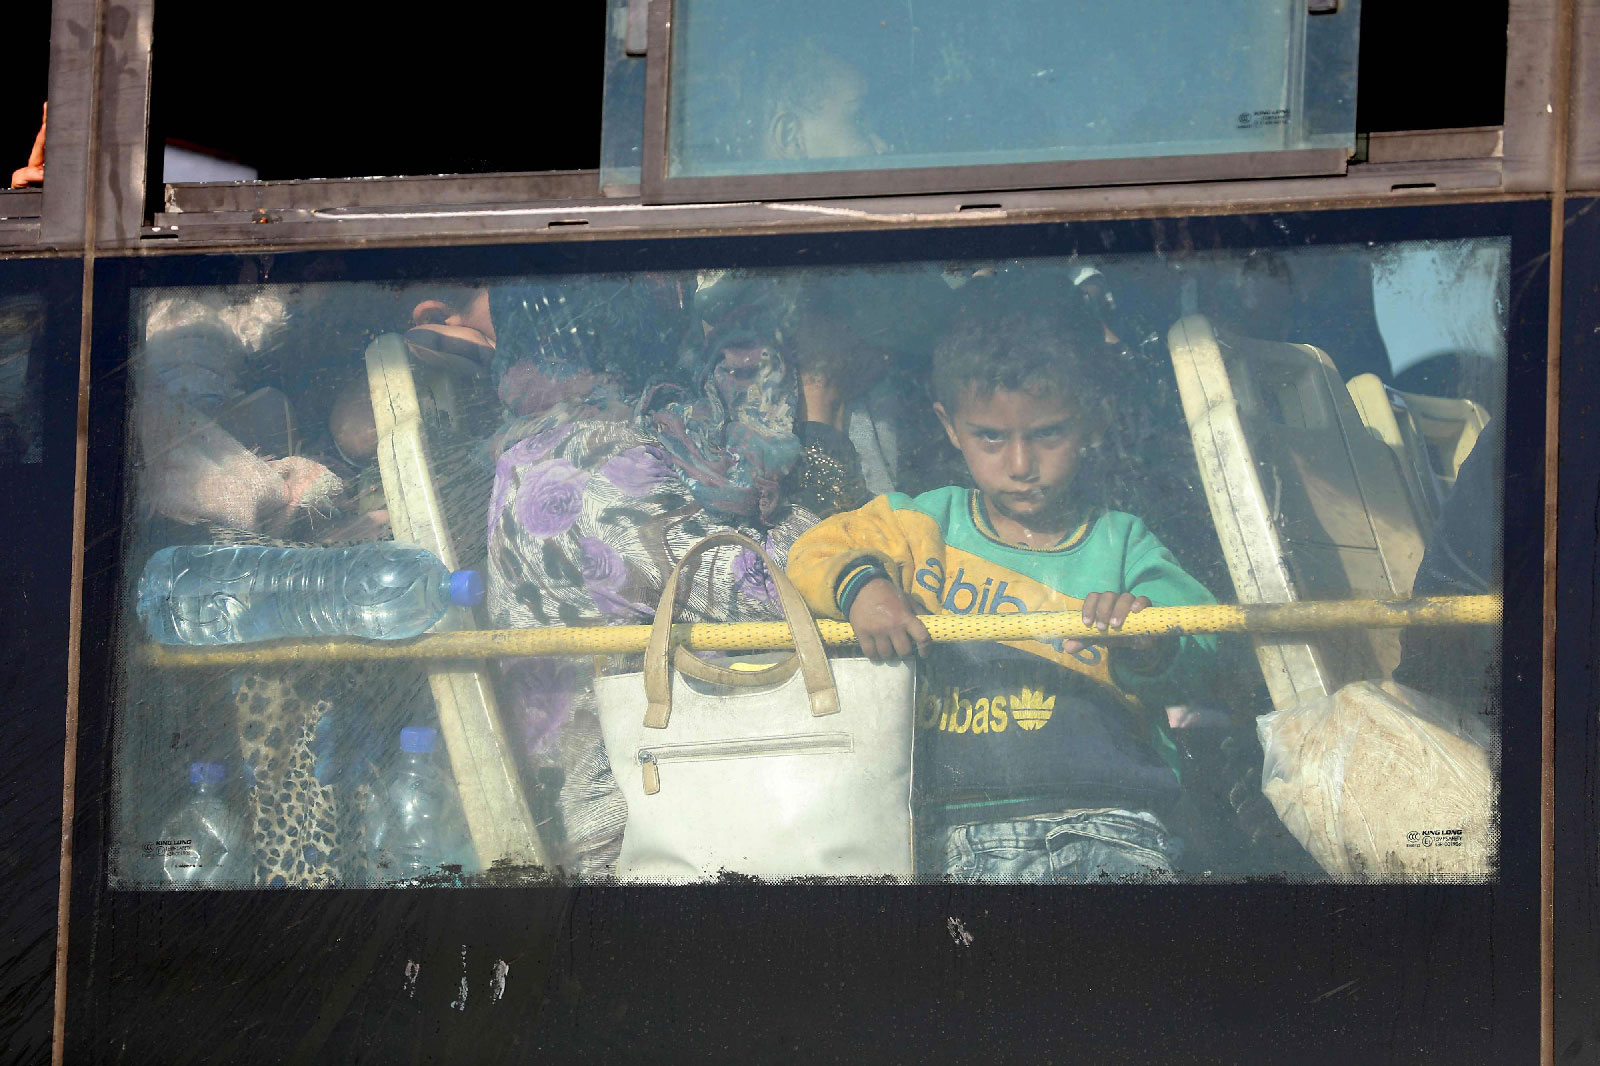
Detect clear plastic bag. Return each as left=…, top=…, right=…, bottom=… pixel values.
left=1257, top=679, right=1497, bottom=881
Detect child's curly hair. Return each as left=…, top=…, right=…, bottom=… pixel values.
left=931, top=305, right=1111, bottom=434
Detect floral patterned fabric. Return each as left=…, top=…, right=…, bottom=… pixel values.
left=488, top=419, right=811, bottom=633
left=484, top=279, right=826, bottom=874
left=487, top=418, right=817, bottom=875
left=484, top=274, right=893, bottom=875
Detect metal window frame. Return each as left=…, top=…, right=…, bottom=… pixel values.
left=65, top=195, right=1561, bottom=1056
left=0, top=0, right=157, bottom=253
left=0, top=0, right=155, bottom=254
left=88, top=0, right=155, bottom=248
left=24, top=0, right=1584, bottom=1058
left=28, top=0, right=1564, bottom=250
left=0, top=0, right=95, bottom=252
left=626, top=0, right=1573, bottom=208
left=1504, top=0, right=1569, bottom=193
left=0, top=190, right=44, bottom=246
left=1569, top=0, right=1599, bottom=190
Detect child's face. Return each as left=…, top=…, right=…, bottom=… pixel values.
left=798, top=79, right=883, bottom=158
left=934, top=386, right=1087, bottom=527
left=768, top=70, right=885, bottom=160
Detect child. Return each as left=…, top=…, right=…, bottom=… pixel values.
left=699, top=41, right=885, bottom=165
left=758, top=42, right=885, bottom=162
left=785, top=308, right=1217, bottom=883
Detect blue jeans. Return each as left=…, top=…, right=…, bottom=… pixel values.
left=940, top=808, right=1177, bottom=884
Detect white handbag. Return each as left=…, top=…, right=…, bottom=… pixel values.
left=595, top=531, right=916, bottom=883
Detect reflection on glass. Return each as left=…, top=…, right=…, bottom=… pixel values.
left=0, top=294, right=44, bottom=464
left=666, top=0, right=1359, bottom=179
left=111, top=236, right=1506, bottom=888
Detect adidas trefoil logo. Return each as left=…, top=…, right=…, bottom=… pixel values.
left=1010, top=687, right=1056, bottom=731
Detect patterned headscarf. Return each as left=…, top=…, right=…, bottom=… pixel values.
left=490, top=276, right=803, bottom=523
left=639, top=323, right=802, bottom=524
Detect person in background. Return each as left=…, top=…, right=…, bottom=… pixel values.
left=485, top=276, right=887, bottom=875
left=692, top=40, right=885, bottom=166
left=758, top=42, right=885, bottom=161
left=10, top=103, right=44, bottom=188
left=786, top=306, right=1218, bottom=883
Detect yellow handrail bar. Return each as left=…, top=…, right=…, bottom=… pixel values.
left=143, top=594, right=1501, bottom=668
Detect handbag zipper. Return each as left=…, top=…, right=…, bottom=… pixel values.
left=637, top=732, right=854, bottom=795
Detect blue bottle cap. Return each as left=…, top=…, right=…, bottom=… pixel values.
left=188, top=761, right=227, bottom=784
left=450, top=570, right=485, bottom=608
left=400, top=727, right=439, bottom=753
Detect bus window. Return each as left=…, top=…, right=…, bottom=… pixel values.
left=661, top=0, right=1359, bottom=182
left=105, top=220, right=1519, bottom=889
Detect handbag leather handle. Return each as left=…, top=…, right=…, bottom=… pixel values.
left=643, top=531, right=839, bottom=729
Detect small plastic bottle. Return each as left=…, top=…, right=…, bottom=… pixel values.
left=361, top=727, right=473, bottom=883
left=137, top=543, right=484, bottom=646
left=158, top=761, right=251, bottom=887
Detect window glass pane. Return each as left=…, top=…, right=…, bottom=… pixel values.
left=110, top=229, right=1510, bottom=888
left=0, top=292, right=46, bottom=464
left=667, top=0, right=1359, bottom=179
left=1, top=258, right=77, bottom=1064
left=601, top=0, right=647, bottom=188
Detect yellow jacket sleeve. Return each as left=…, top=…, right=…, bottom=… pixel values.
left=784, top=494, right=935, bottom=619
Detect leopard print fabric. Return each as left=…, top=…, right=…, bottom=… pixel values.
left=233, top=674, right=345, bottom=887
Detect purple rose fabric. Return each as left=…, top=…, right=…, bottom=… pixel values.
left=732, top=547, right=780, bottom=604
left=500, top=423, right=576, bottom=468
left=513, top=458, right=588, bottom=537
left=575, top=535, right=648, bottom=618
left=576, top=535, right=626, bottom=590
left=490, top=424, right=575, bottom=534
left=600, top=446, right=673, bottom=497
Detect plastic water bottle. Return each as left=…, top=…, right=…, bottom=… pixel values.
left=157, top=761, right=251, bottom=887
left=361, top=727, right=473, bottom=882
left=136, top=543, right=484, bottom=646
